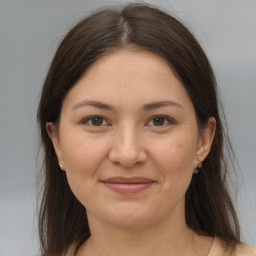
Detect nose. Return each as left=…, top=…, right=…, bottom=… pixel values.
left=108, top=125, right=147, bottom=168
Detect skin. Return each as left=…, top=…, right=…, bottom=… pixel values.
left=47, top=49, right=216, bottom=256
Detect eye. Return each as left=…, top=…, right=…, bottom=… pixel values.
left=147, top=116, right=173, bottom=127
left=83, top=116, right=109, bottom=127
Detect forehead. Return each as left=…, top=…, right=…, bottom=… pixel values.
left=81, top=48, right=178, bottom=84
left=62, top=49, right=193, bottom=111
left=85, top=48, right=171, bottom=73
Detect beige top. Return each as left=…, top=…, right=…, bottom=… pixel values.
left=208, top=237, right=256, bottom=256
left=65, top=236, right=256, bottom=256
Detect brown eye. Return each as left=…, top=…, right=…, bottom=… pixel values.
left=147, top=116, right=173, bottom=127
left=83, top=116, right=108, bottom=127
left=152, top=117, right=165, bottom=126
left=91, top=117, right=104, bottom=126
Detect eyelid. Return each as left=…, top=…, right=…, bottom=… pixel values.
left=146, top=115, right=176, bottom=127
left=80, top=115, right=176, bottom=127
left=81, top=115, right=111, bottom=126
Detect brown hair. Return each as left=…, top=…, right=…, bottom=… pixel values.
left=37, top=3, right=240, bottom=255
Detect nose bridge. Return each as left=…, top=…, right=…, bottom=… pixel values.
left=109, top=122, right=147, bottom=167
left=119, top=123, right=138, bottom=149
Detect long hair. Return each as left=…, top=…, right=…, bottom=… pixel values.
left=37, top=3, right=240, bottom=255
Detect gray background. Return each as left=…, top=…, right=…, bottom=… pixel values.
left=0, top=0, right=255, bottom=255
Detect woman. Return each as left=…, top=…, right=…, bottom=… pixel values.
left=37, top=3, right=256, bottom=256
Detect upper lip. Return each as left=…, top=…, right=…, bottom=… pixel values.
left=101, top=177, right=155, bottom=184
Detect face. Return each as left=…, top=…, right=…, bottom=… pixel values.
left=47, top=49, right=215, bottom=230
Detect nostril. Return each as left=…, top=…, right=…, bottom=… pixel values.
left=108, top=147, right=147, bottom=168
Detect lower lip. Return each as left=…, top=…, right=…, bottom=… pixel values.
left=102, top=182, right=154, bottom=194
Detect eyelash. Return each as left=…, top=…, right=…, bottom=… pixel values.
left=146, top=115, right=174, bottom=127
left=82, top=115, right=175, bottom=127
left=82, top=116, right=109, bottom=127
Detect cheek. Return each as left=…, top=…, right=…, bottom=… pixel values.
left=153, top=134, right=197, bottom=169
left=60, top=130, right=109, bottom=178
left=151, top=133, right=197, bottom=193
left=59, top=132, right=110, bottom=206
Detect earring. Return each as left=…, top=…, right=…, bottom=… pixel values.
left=59, top=163, right=64, bottom=169
left=193, top=159, right=202, bottom=174
left=193, top=169, right=199, bottom=174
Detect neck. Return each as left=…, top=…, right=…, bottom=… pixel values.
left=76, top=212, right=209, bottom=256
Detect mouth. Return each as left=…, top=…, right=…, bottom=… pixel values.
left=100, top=177, right=155, bottom=194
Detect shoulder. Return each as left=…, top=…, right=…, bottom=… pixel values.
left=234, top=242, right=256, bottom=256
left=208, top=237, right=256, bottom=256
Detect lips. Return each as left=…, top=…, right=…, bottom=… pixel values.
left=101, top=177, right=155, bottom=194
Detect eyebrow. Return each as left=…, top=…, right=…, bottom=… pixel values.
left=142, top=100, right=183, bottom=110
left=72, top=100, right=115, bottom=111
left=72, top=100, right=183, bottom=111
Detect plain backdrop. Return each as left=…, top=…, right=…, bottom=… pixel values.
left=0, top=0, right=255, bottom=255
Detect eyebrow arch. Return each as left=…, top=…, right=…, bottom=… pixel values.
left=72, top=100, right=115, bottom=111
left=72, top=100, right=183, bottom=111
left=142, top=100, right=184, bottom=110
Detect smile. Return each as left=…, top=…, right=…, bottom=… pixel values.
left=101, top=177, right=155, bottom=194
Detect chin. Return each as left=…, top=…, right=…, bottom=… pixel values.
left=93, top=202, right=161, bottom=230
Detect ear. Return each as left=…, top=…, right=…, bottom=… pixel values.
left=194, top=117, right=216, bottom=167
left=46, top=122, right=63, bottom=163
